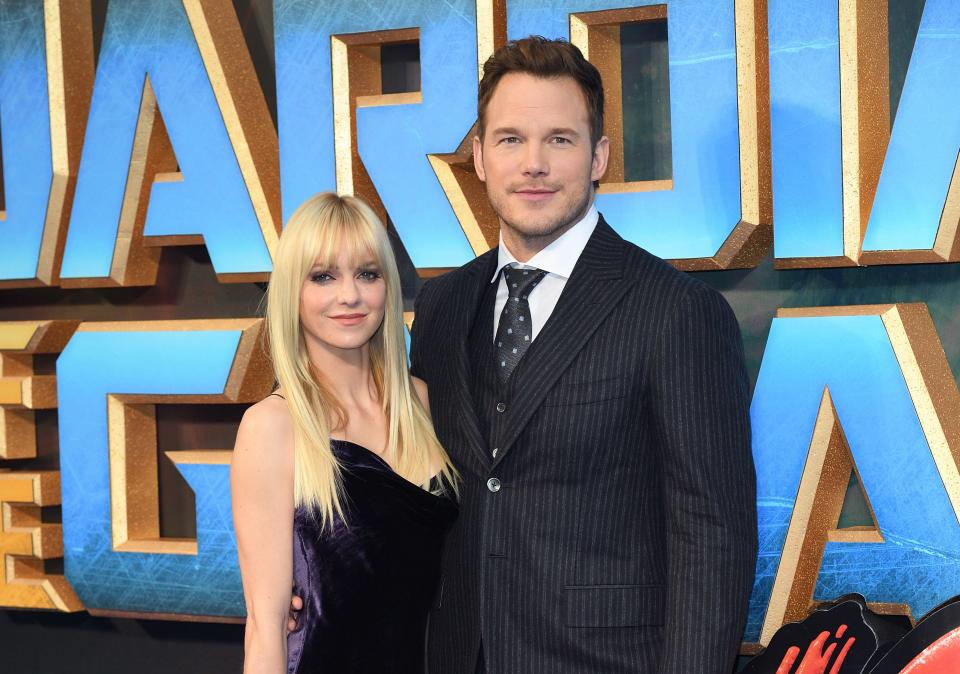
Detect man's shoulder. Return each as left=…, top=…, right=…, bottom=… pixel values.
left=417, top=248, right=497, bottom=306
left=617, top=233, right=707, bottom=291
left=606, top=223, right=731, bottom=313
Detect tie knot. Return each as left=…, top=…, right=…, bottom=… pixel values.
left=502, top=265, right=547, bottom=299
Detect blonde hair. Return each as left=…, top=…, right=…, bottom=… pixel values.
left=265, top=192, right=458, bottom=528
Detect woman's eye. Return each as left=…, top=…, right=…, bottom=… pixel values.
left=358, top=270, right=382, bottom=281
left=310, top=272, right=333, bottom=283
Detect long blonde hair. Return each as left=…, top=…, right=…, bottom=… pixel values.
left=265, top=193, right=458, bottom=528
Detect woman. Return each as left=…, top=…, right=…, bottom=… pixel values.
left=231, top=193, right=459, bottom=674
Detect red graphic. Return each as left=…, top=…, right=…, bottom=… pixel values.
left=899, top=627, right=960, bottom=674
left=745, top=594, right=960, bottom=674
left=775, top=624, right=856, bottom=674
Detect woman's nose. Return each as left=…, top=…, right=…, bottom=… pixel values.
left=338, top=277, right=360, bottom=304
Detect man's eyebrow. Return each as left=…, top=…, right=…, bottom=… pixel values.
left=490, top=127, right=523, bottom=136
left=547, top=127, right=581, bottom=138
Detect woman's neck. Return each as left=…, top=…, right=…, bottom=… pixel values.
left=305, top=339, right=377, bottom=410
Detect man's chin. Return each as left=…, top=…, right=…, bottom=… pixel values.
left=499, top=210, right=568, bottom=237
left=501, top=197, right=591, bottom=238
left=504, top=221, right=567, bottom=241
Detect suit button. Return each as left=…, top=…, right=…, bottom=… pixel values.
left=487, top=478, right=501, bottom=493
left=496, top=402, right=506, bottom=413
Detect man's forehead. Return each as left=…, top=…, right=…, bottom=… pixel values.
left=485, top=74, right=590, bottom=122
left=488, top=72, right=583, bottom=99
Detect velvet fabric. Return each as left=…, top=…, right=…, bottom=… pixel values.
left=287, top=439, right=457, bottom=673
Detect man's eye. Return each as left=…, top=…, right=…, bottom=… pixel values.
left=310, top=272, right=333, bottom=283
left=551, top=136, right=571, bottom=144
left=500, top=136, right=521, bottom=144
left=358, top=270, right=382, bottom=281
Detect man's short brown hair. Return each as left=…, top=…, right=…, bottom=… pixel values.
left=477, top=36, right=605, bottom=147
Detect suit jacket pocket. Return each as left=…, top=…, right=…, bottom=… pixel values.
left=563, top=584, right=665, bottom=627
left=542, top=375, right=630, bottom=407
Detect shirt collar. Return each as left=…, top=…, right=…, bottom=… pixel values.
left=491, top=204, right=599, bottom=283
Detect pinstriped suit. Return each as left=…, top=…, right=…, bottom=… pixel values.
left=410, top=218, right=757, bottom=674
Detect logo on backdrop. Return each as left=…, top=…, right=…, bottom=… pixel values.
left=0, top=0, right=958, bottom=653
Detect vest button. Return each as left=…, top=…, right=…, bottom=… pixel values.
left=487, top=478, right=502, bottom=493
left=496, top=402, right=506, bottom=413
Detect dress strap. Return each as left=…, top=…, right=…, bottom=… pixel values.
left=268, top=392, right=285, bottom=400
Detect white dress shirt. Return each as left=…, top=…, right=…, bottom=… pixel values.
left=492, top=204, right=599, bottom=341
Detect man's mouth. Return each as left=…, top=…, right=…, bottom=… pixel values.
left=514, top=188, right=557, bottom=202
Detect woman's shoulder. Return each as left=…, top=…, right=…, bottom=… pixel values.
left=244, top=391, right=290, bottom=420
left=234, top=393, right=294, bottom=462
left=242, top=392, right=292, bottom=428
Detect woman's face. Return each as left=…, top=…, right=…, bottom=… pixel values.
left=299, top=249, right=387, bottom=357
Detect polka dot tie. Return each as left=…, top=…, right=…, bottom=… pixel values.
left=495, top=265, right=547, bottom=384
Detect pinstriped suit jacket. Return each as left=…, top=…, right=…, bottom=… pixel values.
left=410, top=218, right=757, bottom=674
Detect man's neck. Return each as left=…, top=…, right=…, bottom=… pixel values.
left=500, top=228, right=566, bottom=263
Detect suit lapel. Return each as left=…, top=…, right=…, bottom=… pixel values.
left=492, top=219, right=633, bottom=467
left=445, top=250, right=499, bottom=467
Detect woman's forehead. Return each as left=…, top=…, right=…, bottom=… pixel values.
left=310, top=246, right=379, bottom=269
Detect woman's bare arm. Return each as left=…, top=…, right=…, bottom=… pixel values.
left=412, top=375, right=431, bottom=420
left=231, top=397, right=295, bottom=674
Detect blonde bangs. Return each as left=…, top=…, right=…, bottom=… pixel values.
left=279, top=195, right=389, bottom=291
left=304, top=207, right=385, bottom=277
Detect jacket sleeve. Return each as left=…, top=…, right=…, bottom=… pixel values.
left=409, top=279, right=434, bottom=382
left=649, top=283, right=758, bottom=674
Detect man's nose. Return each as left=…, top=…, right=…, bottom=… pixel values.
left=522, top=143, right=548, bottom=177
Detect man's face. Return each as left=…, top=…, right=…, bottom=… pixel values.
left=474, top=72, right=609, bottom=255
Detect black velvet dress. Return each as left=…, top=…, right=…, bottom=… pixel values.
left=286, top=439, right=457, bottom=674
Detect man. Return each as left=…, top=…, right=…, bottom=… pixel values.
left=408, top=37, right=757, bottom=673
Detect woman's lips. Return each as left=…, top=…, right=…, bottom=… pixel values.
left=330, top=313, right=367, bottom=326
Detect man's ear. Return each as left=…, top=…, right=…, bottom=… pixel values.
left=591, top=135, right=610, bottom=182
left=473, top=135, right=486, bottom=182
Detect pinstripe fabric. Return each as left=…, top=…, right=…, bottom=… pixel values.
left=410, top=219, right=757, bottom=674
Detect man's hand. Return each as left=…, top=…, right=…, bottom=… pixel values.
left=288, top=594, right=303, bottom=632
